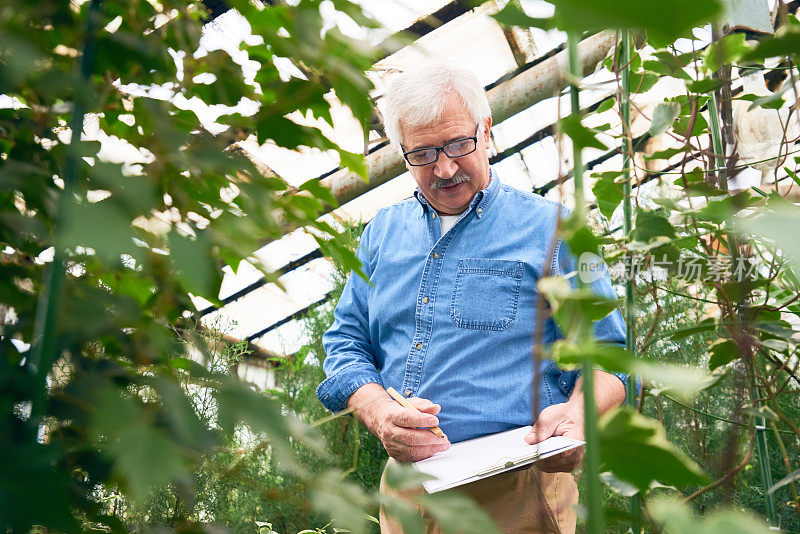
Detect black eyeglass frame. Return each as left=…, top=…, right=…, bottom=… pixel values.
left=401, top=125, right=481, bottom=167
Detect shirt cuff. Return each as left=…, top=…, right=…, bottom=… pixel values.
left=570, top=369, right=632, bottom=402
left=316, top=361, right=383, bottom=413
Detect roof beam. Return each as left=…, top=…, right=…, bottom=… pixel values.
left=283, top=31, right=618, bottom=224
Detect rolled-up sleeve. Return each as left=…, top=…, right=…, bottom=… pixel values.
left=316, top=224, right=383, bottom=412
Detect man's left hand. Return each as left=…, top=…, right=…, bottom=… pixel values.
left=523, top=371, right=626, bottom=473
left=523, top=401, right=584, bottom=473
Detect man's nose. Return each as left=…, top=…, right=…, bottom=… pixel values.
left=433, top=151, right=458, bottom=179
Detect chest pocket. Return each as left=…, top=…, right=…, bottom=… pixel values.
left=450, top=258, right=523, bottom=331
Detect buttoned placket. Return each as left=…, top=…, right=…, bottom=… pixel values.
left=400, top=188, right=491, bottom=397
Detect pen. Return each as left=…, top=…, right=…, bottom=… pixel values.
left=385, top=387, right=446, bottom=438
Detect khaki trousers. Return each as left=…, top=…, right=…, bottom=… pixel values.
left=379, top=458, right=578, bottom=534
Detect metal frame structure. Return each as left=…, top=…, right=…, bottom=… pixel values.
left=200, top=1, right=798, bottom=530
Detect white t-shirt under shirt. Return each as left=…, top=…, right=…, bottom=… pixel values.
left=439, top=213, right=461, bottom=234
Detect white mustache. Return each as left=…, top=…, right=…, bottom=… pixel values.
left=431, top=172, right=470, bottom=190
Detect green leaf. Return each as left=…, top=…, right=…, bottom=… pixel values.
left=536, top=276, right=573, bottom=306
left=687, top=78, right=725, bottom=94
left=562, top=216, right=601, bottom=257
left=299, top=178, right=338, bottom=207
left=599, top=407, right=709, bottom=492
left=738, top=204, right=800, bottom=277
left=745, top=89, right=788, bottom=111
left=760, top=338, right=792, bottom=352
left=742, top=15, right=800, bottom=61
left=670, top=317, right=717, bottom=340
left=553, top=341, right=634, bottom=374
left=418, top=492, right=502, bottom=534
left=213, top=376, right=286, bottom=436
left=596, top=97, right=615, bottom=113
left=311, top=471, right=371, bottom=534
left=704, top=33, right=748, bottom=73
left=100, top=271, right=155, bottom=307
left=628, top=70, right=660, bottom=94
left=632, top=210, right=675, bottom=242
left=546, top=293, right=622, bottom=343
left=786, top=166, right=800, bottom=188
left=635, top=362, right=712, bottom=400
left=545, top=0, right=721, bottom=48
left=600, top=471, right=674, bottom=497
left=707, top=338, right=739, bottom=370
left=88, top=161, right=155, bottom=215
left=153, top=376, right=215, bottom=448
left=60, top=197, right=135, bottom=261
left=674, top=167, right=726, bottom=197
left=0, top=443, right=79, bottom=532
left=315, top=233, right=367, bottom=283
left=380, top=493, right=425, bottom=534
left=559, top=114, right=608, bottom=150
left=168, top=230, right=221, bottom=299
left=696, top=191, right=761, bottom=222
left=650, top=50, right=694, bottom=78
left=383, top=460, right=434, bottom=492
left=591, top=171, right=624, bottom=220
left=650, top=496, right=773, bottom=533
left=674, top=110, right=709, bottom=137
left=338, top=149, right=368, bottom=181
left=649, top=102, right=681, bottom=136
left=491, top=1, right=552, bottom=29
left=647, top=146, right=688, bottom=160
left=768, top=468, right=800, bottom=495
left=642, top=59, right=691, bottom=80
left=90, top=384, right=187, bottom=504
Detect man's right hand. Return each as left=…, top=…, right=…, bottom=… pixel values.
left=348, top=383, right=450, bottom=462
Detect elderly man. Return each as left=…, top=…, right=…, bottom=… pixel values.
left=316, top=63, right=627, bottom=533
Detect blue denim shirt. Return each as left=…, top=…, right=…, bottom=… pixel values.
left=316, top=170, right=627, bottom=443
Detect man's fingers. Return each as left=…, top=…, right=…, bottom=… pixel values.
left=390, top=440, right=452, bottom=462
left=526, top=416, right=556, bottom=444
left=408, top=442, right=451, bottom=462
left=387, top=425, right=448, bottom=447
left=391, top=405, right=440, bottom=429
left=408, top=397, right=440, bottom=415
left=383, top=426, right=451, bottom=462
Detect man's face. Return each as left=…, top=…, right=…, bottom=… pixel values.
left=400, top=94, right=492, bottom=215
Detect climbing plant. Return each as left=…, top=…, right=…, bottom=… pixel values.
left=494, top=0, right=800, bottom=531
left=3, top=0, right=800, bottom=532
left=0, top=0, right=382, bottom=531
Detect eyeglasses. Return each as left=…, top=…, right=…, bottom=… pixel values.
left=402, top=125, right=480, bottom=166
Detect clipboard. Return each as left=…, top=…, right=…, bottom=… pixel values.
left=411, top=426, right=584, bottom=493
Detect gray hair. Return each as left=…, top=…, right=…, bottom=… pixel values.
left=382, top=62, right=491, bottom=148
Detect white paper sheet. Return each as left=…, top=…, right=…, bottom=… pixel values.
left=412, top=426, right=584, bottom=493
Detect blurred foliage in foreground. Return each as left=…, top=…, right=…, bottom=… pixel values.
left=3, top=0, right=800, bottom=532
left=110, top=221, right=386, bottom=533
left=0, top=0, right=410, bottom=531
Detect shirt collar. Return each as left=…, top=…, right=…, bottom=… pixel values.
left=414, top=167, right=500, bottom=219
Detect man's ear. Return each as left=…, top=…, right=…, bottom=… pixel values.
left=483, top=117, right=493, bottom=148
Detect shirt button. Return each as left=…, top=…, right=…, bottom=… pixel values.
left=422, top=296, right=429, bottom=304
left=431, top=213, right=436, bottom=219
left=416, top=342, right=422, bottom=350
left=432, top=252, right=439, bottom=259
left=477, top=208, right=483, bottom=214
left=405, top=389, right=412, bottom=397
